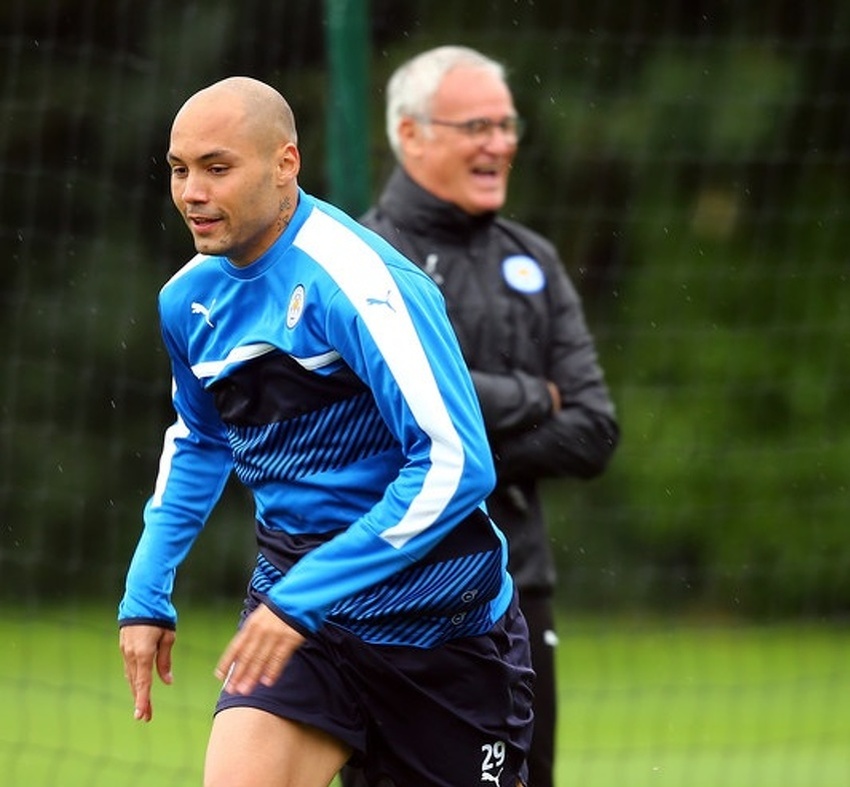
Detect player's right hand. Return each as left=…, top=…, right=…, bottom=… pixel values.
left=119, top=624, right=176, bottom=722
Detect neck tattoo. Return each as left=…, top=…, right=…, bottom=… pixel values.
left=277, top=196, right=293, bottom=232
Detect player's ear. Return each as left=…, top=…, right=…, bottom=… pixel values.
left=275, top=141, right=300, bottom=183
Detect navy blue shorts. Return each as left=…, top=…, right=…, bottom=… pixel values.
left=215, top=592, right=535, bottom=786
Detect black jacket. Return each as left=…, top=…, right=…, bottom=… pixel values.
left=362, top=167, right=619, bottom=592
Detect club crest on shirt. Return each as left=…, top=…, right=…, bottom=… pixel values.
left=286, top=284, right=306, bottom=328
left=501, top=254, right=545, bottom=293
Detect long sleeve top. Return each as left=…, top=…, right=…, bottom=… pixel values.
left=118, top=189, right=513, bottom=647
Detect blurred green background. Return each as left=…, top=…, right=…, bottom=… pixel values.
left=3, top=606, right=848, bottom=786
left=1, top=0, right=849, bottom=783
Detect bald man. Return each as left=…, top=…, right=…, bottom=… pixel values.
left=118, top=77, right=534, bottom=787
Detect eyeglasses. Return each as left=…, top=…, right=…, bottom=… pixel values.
left=419, top=115, right=525, bottom=142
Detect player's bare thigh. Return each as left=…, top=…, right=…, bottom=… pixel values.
left=205, top=706, right=352, bottom=787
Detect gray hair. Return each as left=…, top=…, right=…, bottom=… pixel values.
left=385, top=46, right=507, bottom=160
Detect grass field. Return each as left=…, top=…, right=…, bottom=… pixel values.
left=1, top=606, right=847, bottom=786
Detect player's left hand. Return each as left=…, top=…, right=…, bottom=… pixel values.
left=214, top=603, right=305, bottom=695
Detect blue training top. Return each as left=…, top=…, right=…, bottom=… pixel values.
left=118, top=190, right=514, bottom=647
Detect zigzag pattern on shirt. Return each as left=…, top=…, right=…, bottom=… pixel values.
left=248, top=546, right=504, bottom=648
left=250, top=553, right=283, bottom=595
left=327, top=548, right=502, bottom=620
left=334, top=602, right=496, bottom=647
left=326, top=547, right=503, bottom=644
left=228, top=391, right=398, bottom=485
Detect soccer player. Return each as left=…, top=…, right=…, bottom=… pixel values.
left=117, top=76, right=534, bottom=787
left=344, top=46, right=620, bottom=787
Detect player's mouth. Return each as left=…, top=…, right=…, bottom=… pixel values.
left=188, top=214, right=222, bottom=234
